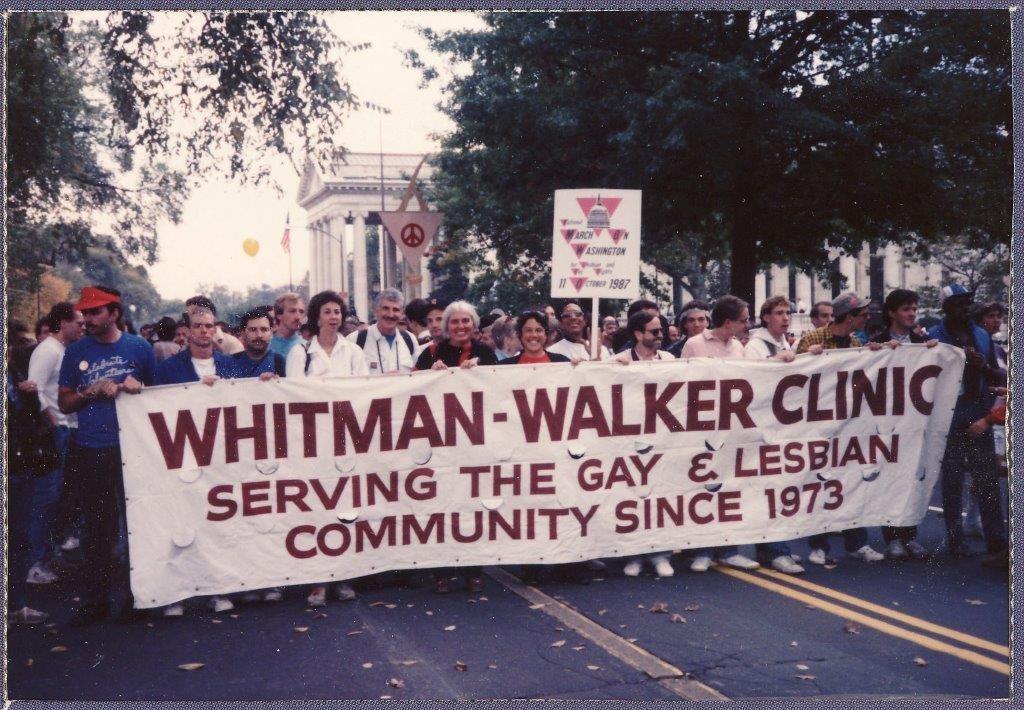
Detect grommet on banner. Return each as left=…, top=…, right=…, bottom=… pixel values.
left=633, top=440, right=653, bottom=454
left=410, top=445, right=432, bottom=465
left=177, top=468, right=202, bottom=484
left=495, top=448, right=512, bottom=462
left=816, top=471, right=831, bottom=482
left=567, top=444, right=587, bottom=459
left=704, top=482, right=722, bottom=493
left=252, top=516, right=274, bottom=534
left=862, top=469, right=881, bottom=482
left=255, top=461, right=279, bottom=475
left=337, top=509, right=359, bottom=523
left=481, top=498, right=503, bottom=510
left=172, top=527, right=195, bottom=548
left=335, top=457, right=356, bottom=473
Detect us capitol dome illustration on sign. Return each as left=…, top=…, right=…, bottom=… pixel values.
left=586, top=195, right=611, bottom=229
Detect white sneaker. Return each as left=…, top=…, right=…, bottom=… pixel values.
left=689, top=555, right=713, bottom=573
left=886, top=539, right=909, bottom=561
left=163, top=603, right=184, bottom=617
left=771, top=555, right=805, bottom=574
left=209, top=596, right=234, bottom=613
left=10, top=606, right=49, bottom=624
left=849, top=544, right=885, bottom=563
left=807, top=548, right=828, bottom=565
left=263, top=589, right=283, bottom=602
left=622, top=559, right=643, bottom=577
left=336, top=584, right=357, bottom=601
left=240, top=592, right=261, bottom=603
left=651, top=555, right=674, bottom=578
left=587, top=559, right=608, bottom=571
left=60, top=536, right=80, bottom=551
left=721, top=554, right=760, bottom=570
left=26, top=564, right=58, bottom=584
left=307, top=586, right=327, bottom=607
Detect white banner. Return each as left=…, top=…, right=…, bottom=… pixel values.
left=551, top=188, right=641, bottom=299
left=118, top=344, right=963, bottom=608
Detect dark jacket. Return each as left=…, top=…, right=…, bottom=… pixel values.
left=414, top=340, right=497, bottom=370
left=928, top=319, right=999, bottom=430
left=496, top=352, right=570, bottom=365
left=155, top=348, right=235, bottom=385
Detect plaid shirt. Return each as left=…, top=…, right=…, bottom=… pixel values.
left=795, top=325, right=862, bottom=354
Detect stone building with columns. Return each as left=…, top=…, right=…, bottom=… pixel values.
left=297, top=152, right=435, bottom=322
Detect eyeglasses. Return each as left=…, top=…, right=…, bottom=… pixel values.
left=561, top=311, right=584, bottom=319
left=646, top=328, right=663, bottom=335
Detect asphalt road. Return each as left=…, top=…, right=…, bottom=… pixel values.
left=6, top=502, right=1008, bottom=701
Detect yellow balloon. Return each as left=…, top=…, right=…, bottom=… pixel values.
left=242, top=238, right=259, bottom=257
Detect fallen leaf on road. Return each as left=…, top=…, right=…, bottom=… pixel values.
left=913, top=657, right=928, bottom=667
left=891, top=602, right=900, bottom=607
left=572, top=646, right=585, bottom=651
left=467, top=599, right=477, bottom=604
left=597, top=609, right=608, bottom=616
left=397, top=660, right=418, bottom=666
left=551, top=639, right=566, bottom=648
left=455, top=660, right=468, bottom=671
left=843, top=621, right=861, bottom=635
left=211, top=619, right=222, bottom=625
left=823, top=564, right=837, bottom=570
left=966, top=599, right=987, bottom=606
left=314, top=613, right=327, bottom=620
left=684, top=603, right=701, bottom=612
left=649, top=602, right=669, bottom=614
left=790, top=641, right=798, bottom=647
left=26, top=658, right=33, bottom=667
left=478, top=596, right=488, bottom=601
left=529, top=603, right=546, bottom=610
left=293, top=626, right=309, bottom=633
left=229, top=614, right=239, bottom=619
left=796, top=664, right=809, bottom=671
left=177, top=663, right=204, bottom=671
left=50, top=646, right=67, bottom=653
left=636, top=604, right=646, bottom=609
left=146, top=623, right=155, bottom=629
left=619, top=624, right=628, bottom=629
left=384, top=604, right=397, bottom=609
left=44, top=623, right=56, bottom=628
left=425, top=611, right=434, bottom=616
left=387, top=677, right=405, bottom=688
left=444, top=625, right=456, bottom=631
left=587, top=665, right=601, bottom=671
left=555, top=627, right=564, bottom=632
left=406, top=604, right=415, bottom=608
left=362, top=662, right=373, bottom=669
left=627, top=638, right=638, bottom=643
left=670, top=614, right=686, bottom=623
left=487, top=664, right=498, bottom=670
left=380, top=695, right=391, bottom=700
left=346, top=630, right=362, bottom=636
left=369, top=601, right=386, bottom=608
left=795, top=674, right=816, bottom=681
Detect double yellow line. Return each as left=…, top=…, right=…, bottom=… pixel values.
left=716, top=566, right=1010, bottom=676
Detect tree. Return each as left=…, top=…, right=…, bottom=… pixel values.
left=54, top=246, right=164, bottom=323
left=6, top=11, right=356, bottom=314
left=416, top=11, right=1010, bottom=305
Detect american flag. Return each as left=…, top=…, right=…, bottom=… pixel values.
left=281, top=213, right=291, bottom=253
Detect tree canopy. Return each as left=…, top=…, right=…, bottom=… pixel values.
left=417, top=11, right=1010, bottom=308
left=6, top=11, right=355, bottom=313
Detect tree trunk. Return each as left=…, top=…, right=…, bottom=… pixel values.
left=672, top=274, right=685, bottom=314
left=729, top=229, right=758, bottom=307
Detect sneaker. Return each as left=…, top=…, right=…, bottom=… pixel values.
left=721, top=554, right=760, bottom=570
left=263, top=589, right=283, bottom=602
left=651, top=555, right=675, bottom=578
left=162, top=603, right=185, bottom=617
left=849, top=545, right=884, bottom=563
left=26, top=564, right=58, bottom=585
left=9, top=606, right=49, bottom=624
left=336, top=584, right=357, bottom=601
left=905, top=540, right=929, bottom=560
left=209, top=596, right=234, bottom=613
left=807, top=548, right=829, bottom=566
left=771, top=555, right=805, bottom=575
left=689, top=555, right=713, bottom=573
left=587, top=559, right=608, bottom=571
left=622, top=559, right=643, bottom=577
left=60, top=536, right=80, bottom=552
left=240, top=592, right=261, bottom=603
left=886, top=539, right=909, bottom=561
left=307, top=586, right=327, bottom=607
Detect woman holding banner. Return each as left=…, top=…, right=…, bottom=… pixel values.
left=286, top=290, right=368, bottom=607
left=414, top=301, right=496, bottom=593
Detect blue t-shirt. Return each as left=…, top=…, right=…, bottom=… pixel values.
left=269, top=334, right=303, bottom=359
left=58, top=333, right=156, bottom=449
left=227, top=351, right=287, bottom=379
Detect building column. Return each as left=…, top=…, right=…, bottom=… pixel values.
left=327, top=215, right=342, bottom=293
left=769, top=265, right=789, bottom=299
left=883, top=241, right=902, bottom=293
left=308, top=224, right=319, bottom=295
left=754, top=272, right=767, bottom=314
left=341, top=218, right=352, bottom=298
left=856, top=240, right=871, bottom=295
left=795, top=272, right=813, bottom=313
left=839, top=253, right=858, bottom=294
left=353, top=212, right=370, bottom=322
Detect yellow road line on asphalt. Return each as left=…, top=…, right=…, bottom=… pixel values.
left=484, top=566, right=727, bottom=700
left=755, top=568, right=1009, bottom=657
left=716, top=566, right=1009, bottom=676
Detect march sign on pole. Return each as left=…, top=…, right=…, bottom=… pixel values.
left=551, top=189, right=641, bottom=360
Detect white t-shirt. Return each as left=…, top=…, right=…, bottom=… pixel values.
left=286, top=335, right=369, bottom=378
left=630, top=348, right=675, bottom=361
left=743, top=328, right=793, bottom=360
left=347, top=324, right=419, bottom=375
left=547, top=339, right=595, bottom=361
left=192, top=357, right=217, bottom=379
left=28, top=336, right=75, bottom=428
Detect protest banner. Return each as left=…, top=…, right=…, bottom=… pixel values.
left=118, top=344, right=963, bottom=608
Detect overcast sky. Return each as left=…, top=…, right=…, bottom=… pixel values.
left=148, top=11, right=483, bottom=301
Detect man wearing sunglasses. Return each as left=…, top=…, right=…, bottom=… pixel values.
left=547, top=301, right=595, bottom=361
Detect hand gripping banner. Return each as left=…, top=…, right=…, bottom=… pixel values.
left=118, top=344, right=963, bottom=608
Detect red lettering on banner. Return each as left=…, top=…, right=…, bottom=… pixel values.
left=567, top=386, right=612, bottom=439
left=718, top=491, right=743, bottom=522
left=719, top=379, right=756, bottom=429
left=288, top=402, right=329, bottom=457
left=403, top=513, right=445, bottom=545
left=452, top=512, right=484, bottom=542
left=241, top=480, right=272, bottom=516
left=149, top=408, right=221, bottom=470
left=610, top=384, right=641, bottom=435
left=276, top=479, right=311, bottom=513
left=317, top=523, right=350, bottom=556
left=538, top=508, right=570, bottom=539
left=570, top=504, right=599, bottom=537
left=309, top=477, right=349, bottom=510
left=851, top=369, right=887, bottom=417
left=459, top=466, right=489, bottom=497
left=223, top=405, right=268, bottom=464
left=206, top=484, right=237, bottom=521
left=807, top=374, right=833, bottom=422
left=513, top=387, right=569, bottom=442
left=643, top=382, right=684, bottom=433
left=686, top=381, right=716, bottom=431
left=870, top=435, right=898, bottom=463
left=835, top=370, right=849, bottom=420
left=443, top=392, right=485, bottom=446
left=396, top=395, right=444, bottom=450
left=529, top=463, right=556, bottom=495
left=272, top=403, right=288, bottom=458
left=759, top=444, right=782, bottom=476
left=783, top=442, right=805, bottom=473
left=355, top=518, right=395, bottom=552
left=892, top=367, right=906, bottom=416
left=773, top=374, right=807, bottom=424
left=285, top=525, right=317, bottom=559
left=333, top=399, right=392, bottom=455
left=909, top=365, right=941, bottom=414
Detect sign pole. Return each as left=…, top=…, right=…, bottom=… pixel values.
left=591, top=297, right=601, bottom=361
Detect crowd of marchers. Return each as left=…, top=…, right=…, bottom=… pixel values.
left=6, top=280, right=1008, bottom=626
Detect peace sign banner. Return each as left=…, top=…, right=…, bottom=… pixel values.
left=380, top=210, right=443, bottom=264
left=117, top=344, right=963, bottom=608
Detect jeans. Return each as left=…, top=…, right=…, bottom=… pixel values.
left=692, top=545, right=739, bottom=559
left=8, top=471, right=35, bottom=610
left=808, top=528, right=868, bottom=554
left=28, top=425, right=71, bottom=566
left=941, top=428, right=1006, bottom=552
left=882, top=526, right=918, bottom=544
left=64, top=443, right=132, bottom=609
left=756, top=541, right=791, bottom=559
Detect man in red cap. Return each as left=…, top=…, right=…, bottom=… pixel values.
left=57, top=286, right=156, bottom=625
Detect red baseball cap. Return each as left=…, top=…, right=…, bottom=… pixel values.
left=75, top=286, right=121, bottom=311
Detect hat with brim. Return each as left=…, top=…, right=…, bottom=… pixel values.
left=831, top=292, right=870, bottom=320
left=75, top=286, right=121, bottom=311
left=941, top=283, right=974, bottom=305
